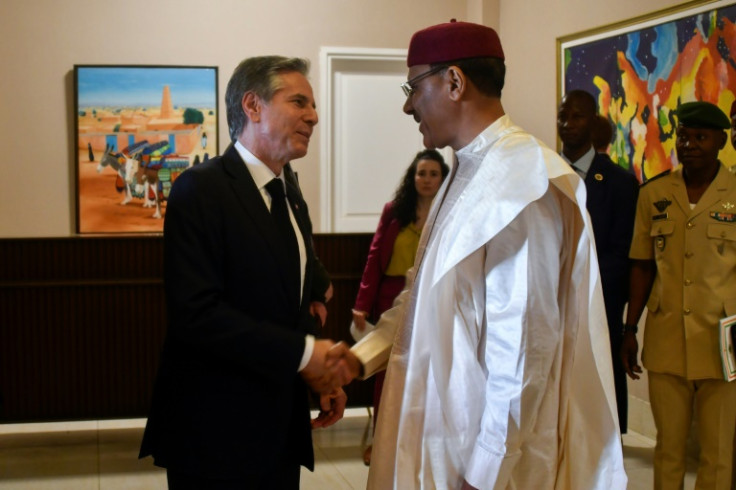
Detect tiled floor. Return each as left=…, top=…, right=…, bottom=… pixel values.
left=0, top=409, right=697, bottom=489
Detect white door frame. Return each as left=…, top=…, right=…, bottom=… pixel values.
left=319, top=46, right=415, bottom=232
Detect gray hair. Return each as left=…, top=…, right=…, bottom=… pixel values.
left=225, top=56, right=310, bottom=141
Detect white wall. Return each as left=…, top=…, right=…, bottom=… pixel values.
left=0, top=0, right=687, bottom=237
left=3, top=0, right=686, bottom=237
left=0, top=0, right=467, bottom=237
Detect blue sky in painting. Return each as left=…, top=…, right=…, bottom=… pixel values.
left=625, top=23, right=678, bottom=93
left=77, top=66, right=216, bottom=108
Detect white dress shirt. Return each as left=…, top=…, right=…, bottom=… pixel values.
left=560, top=145, right=595, bottom=179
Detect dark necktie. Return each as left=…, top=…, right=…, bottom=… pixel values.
left=265, top=178, right=301, bottom=305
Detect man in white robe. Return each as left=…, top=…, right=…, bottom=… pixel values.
left=330, top=20, right=627, bottom=490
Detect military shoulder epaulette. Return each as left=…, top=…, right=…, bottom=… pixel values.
left=641, top=169, right=671, bottom=187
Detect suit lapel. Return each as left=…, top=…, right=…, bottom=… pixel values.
left=584, top=155, right=607, bottom=209
left=284, top=163, right=312, bottom=259
left=285, top=179, right=308, bottom=243
left=669, top=167, right=693, bottom=216
left=585, top=155, right=604, bottom=183
left=285, top=178, right=314, bottom=309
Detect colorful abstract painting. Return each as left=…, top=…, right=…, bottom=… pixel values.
left=74, top=65, right=218, bottom=234
left=559, top=0, right=736, bottom=183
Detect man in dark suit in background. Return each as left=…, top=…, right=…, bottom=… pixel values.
left=558, top=89, right=639, bottom=433
left=139, top=56, right=345, bottom=489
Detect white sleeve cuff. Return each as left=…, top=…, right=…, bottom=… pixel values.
left=298, top=334, right=315, bottom=372
left=465, top=443, right=519, bottom=490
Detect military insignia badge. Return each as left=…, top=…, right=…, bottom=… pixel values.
left=654, top=198, right=672, bottom=212
left=722, top=201, right=734, bottom=211
left=710, top=211, right=736, bottom=222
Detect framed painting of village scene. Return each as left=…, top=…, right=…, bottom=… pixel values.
left=74, top=65, right=218, bottom=234
left=558, top=0, right=736, bottom=184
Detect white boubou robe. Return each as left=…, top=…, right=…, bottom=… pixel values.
left=353, top=115, right=626, bottom=490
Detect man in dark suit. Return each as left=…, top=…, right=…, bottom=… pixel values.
left=139, top=56, right=346, bottom=489
left=558, top=89, right=639, bottom=433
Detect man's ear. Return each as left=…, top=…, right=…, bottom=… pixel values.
left=446, top=66, right=466, bottom=101
left=242, top=92, right=261, bottom=123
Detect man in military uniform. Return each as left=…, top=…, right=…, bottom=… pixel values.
left=622, top=101, right=736, bottom=489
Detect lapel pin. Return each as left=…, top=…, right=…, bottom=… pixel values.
left=594, top=173, right=603, bottom=181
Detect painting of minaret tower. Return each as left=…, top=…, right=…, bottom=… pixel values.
left=160, top=85, right=174, bottom=120
left=74, top=65, right=218, bottom=233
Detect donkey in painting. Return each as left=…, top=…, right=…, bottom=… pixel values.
left=98, top=141, right=191, bottom=219
left=124, top=141, right=192, bottom=219
left=124, top=141, right=170, bottom=219
left=97, top=141, right=154, bottom=209
left=97, top=144, right=134, bottom=205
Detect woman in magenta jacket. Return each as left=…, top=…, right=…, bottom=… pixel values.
left=352, top=149, right=449, bottom=465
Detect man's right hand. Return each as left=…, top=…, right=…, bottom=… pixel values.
left=301, top=339, right=341, bottom=393
left=326, top=341, right=362, bottom=385
left=620, top=332, right=642, bottom=380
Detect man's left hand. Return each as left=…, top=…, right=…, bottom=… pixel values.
left=620, top=331, right=642, bottom=380
left=311, top=388, right=347, bottom=429
left=310, top=301, right=328, bottom=327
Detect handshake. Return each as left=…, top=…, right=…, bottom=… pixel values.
left=300, top=340, right=363, bottom=429
left=301, top=340, right=362, bottom=394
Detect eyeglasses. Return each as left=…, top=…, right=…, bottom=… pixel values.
left=400, top=65, right=446, bottom=97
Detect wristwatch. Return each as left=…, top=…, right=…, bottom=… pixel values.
left=623, top=323, right=638, bottom=334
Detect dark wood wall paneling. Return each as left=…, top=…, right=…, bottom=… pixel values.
left=0, top=234, right=374, bottom=423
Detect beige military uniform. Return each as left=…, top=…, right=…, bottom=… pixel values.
left=630, top=163, right=736, bottom=489
left=630, top=163, right=736, bottom=378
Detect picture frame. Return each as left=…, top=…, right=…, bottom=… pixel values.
left=558, top=0, right=736, bottom=183
left=74, top=65, right=218, bottom=234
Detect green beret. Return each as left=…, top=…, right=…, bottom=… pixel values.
left=676, top=101, right=730, bottom=129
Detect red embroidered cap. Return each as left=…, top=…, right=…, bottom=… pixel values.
left=407, top=19, right=505, bottom=67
